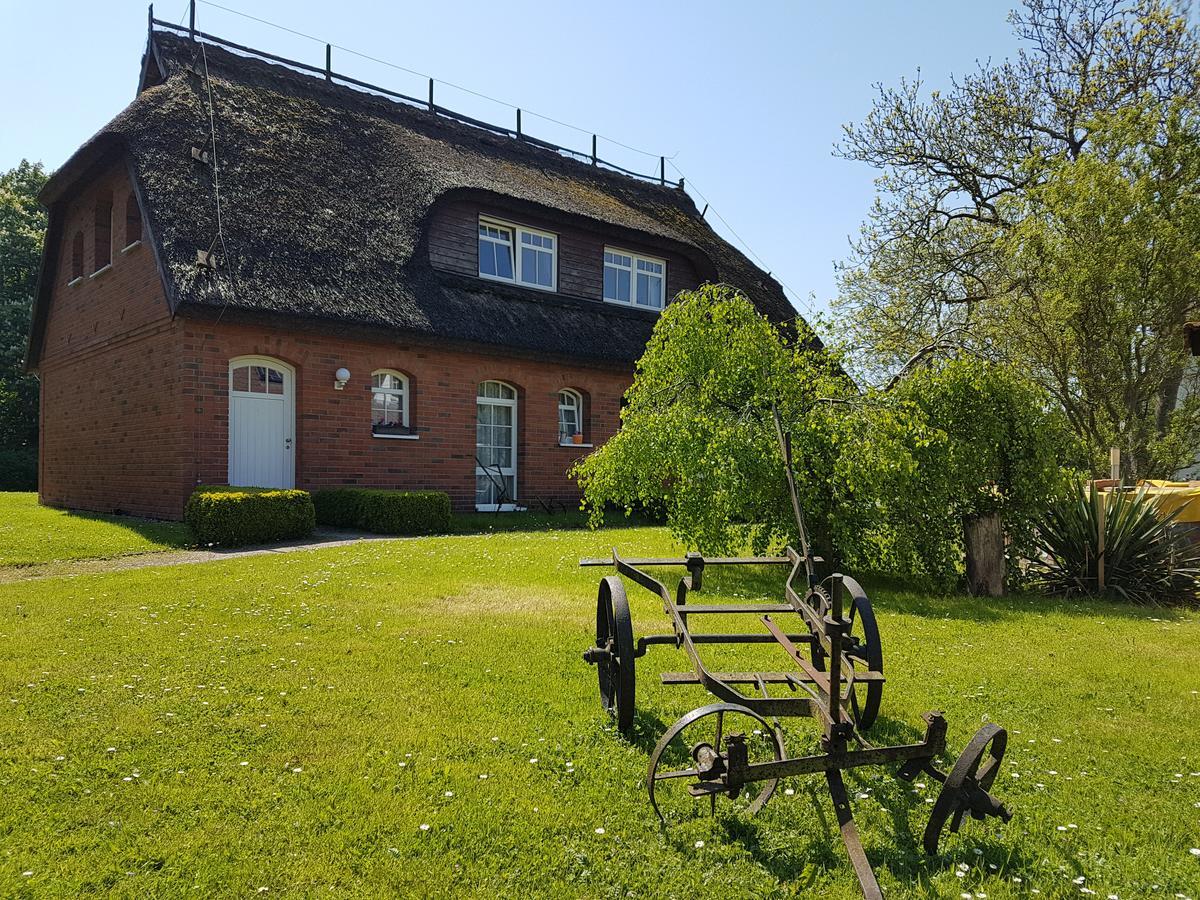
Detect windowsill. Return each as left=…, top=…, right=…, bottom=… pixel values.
left=372, top=433, right=419, bottom=440
left=478, top=271, right=557, bottom=293
left=475, top=504, right=527, bottom=513
left=121, top=241, right=142, bottom=254
left=67, top=276, right=83, bottom=287
left=602, top=297, right=662, bottom=313
left=89, top=264, right=112, bottom=279
left=559, top=441, right=593, bottom=448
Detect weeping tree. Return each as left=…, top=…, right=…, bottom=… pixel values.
left=836, top=0, right=1200, bottom=478
left=574, top=286, right=1073, bottom=592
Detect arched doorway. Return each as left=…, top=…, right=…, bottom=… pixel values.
left=475, top=380, right=517, bottom=510
left=228, top=356, right=295, bottom=489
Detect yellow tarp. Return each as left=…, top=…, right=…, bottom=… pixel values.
left=1135, top=480, right=1200, bottom=523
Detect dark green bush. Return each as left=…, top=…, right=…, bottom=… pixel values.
left=185, top=486, right=316, bottom=547
left=0, top=447, right=37, bottom=491
left=312, top=488, right=363, bottom=528
left=313, top=488, right=451, bottom=535
left=1029, top=484, right=1200, bottom=605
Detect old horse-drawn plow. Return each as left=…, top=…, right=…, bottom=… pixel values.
left=581, top=417, right=1013, bottom=898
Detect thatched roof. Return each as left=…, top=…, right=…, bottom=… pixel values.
left=30, top=28, right=803, bottom=369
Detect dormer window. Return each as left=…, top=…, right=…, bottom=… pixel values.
left=478, top=217, right=556, bottom=291
left=478, top=221, right=514, bottom=281
left=604, top=247, right=666, bottom=310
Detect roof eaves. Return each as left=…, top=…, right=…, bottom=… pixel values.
left=124, top=154, right=181, bottom=316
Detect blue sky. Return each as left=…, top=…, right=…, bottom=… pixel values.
left=1, top=0, right=1023, bottom=323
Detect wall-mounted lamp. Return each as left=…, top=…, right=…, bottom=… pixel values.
left=334, top=367, right=351, bottom=390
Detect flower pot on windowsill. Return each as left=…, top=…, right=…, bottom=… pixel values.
left=571, top=433, right=585, bottom=445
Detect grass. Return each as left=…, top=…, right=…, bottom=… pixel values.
left=0, top=527, right=1198, bottom=898
left=0, top=493, right=191, bottom=567
left=0, top=492, right=645, bottom=568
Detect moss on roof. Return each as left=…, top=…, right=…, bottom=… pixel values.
left=34, top=29, right=804, bottom=367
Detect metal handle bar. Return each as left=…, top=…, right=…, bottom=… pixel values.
left=579, top=555, right=796, bottom=568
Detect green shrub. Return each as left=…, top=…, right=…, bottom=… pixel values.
left=1029, top=484, right=1200, bottom=605
left=0, top=447, right=37, bottom=491
left=313, top=488, right=451, bottom=535
left=185, top=486, right=316, bottom=547
left=312, top=488, right=363, bottom=528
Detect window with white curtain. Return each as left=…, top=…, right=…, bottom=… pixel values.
left=476, top=380, right=518, bottom=509
left=371, top=370, right=410, bottom=437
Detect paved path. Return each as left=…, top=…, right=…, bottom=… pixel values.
left=0, top=530, right=399, bottom=583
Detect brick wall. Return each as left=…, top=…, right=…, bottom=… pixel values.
left=37, top=162, right=190, bottom=519
left=182, top=321, right=631, bottom=513
left=37, top=170, right=635, bottom=521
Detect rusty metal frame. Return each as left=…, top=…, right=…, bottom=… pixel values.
left=580, top=549, right=881, bottom=722
left=580, top=412, right=1014, bottom=899
left=582, top=548, right=1013, bottom=898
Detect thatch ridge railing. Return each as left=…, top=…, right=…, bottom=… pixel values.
left=148, top=4, right=682, bottom=190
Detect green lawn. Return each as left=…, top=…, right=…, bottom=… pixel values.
left=1, top=526, right=1198, bottom=898
left=0, top=493, right=190, bottom=567
left=0, top=492, right=622, bottom=569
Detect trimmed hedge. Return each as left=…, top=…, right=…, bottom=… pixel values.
left=185, top=486, right=316, bottom=547
left=0, top=447, right=37, bottom=491
left=312, top=488, right=361, bottom=528
left=312, top=488, right=451, bottom=535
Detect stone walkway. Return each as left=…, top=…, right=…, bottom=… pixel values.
left=0, top=530, right=399, bottom=584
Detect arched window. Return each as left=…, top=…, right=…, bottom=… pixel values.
left=93, top=192, right=113, bottom=272
left=124, top=192, right=142, bottom=247
left=476, top=380, right=518, bottom=509
left=230, top=362, right=285, bottom=395
left=558, top=389, right=583, bottom=445
left=371, top=370, right=410, bottom=436
left=70, top=231, right=84, bottom=281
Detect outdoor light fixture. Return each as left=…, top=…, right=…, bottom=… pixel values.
left=334, top=367, right=351, bottom=390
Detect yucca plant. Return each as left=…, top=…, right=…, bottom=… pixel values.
left=1029, top=484, right=1200, bottom=605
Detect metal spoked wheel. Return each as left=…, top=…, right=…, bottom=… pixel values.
left=837, top=576, right=883, bottom=731
left=647, top=703, right=786, bottom=822
left=924, top=723, right=1010, bottom=855
left=594, top=576, right=636, bottom=735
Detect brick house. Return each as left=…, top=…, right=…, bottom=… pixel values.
left=26, top=27, right=801, bottom=520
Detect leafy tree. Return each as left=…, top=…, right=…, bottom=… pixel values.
left=0, top=160, right=47, bottom=456
left=889, top=357, right=1082, bottom=585
left=575, top=286, right=1071, bottom=588
left=835, top=0, right=1200, bottom=478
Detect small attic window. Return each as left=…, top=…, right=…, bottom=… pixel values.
left=93, top=191, right=113, bottom=273
left=70, top=231, right=84, bottom=282
left=478, top=216, right=556, bottom=292
left=124, top=192, right=142, bottom=248
left=604, top=247, right=666, bottom=310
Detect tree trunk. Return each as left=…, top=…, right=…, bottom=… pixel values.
left=964, top=513, right=1005, bottom=597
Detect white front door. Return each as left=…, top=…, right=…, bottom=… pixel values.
left=228, top=357, right=295, bottom=489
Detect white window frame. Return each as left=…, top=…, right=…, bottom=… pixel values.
left=603, top=246, right=667, bottom=310
left=558, top=389, right=585, bottom=446
left=475, top=380, right=520, bottom=511
left=477, top=220, right=514, bottom=283
left=371, top=369, right=415, bottom=439
left=478, top=216, right=557, bottom=292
